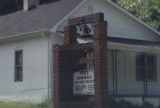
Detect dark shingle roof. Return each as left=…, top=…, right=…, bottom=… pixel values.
left=0, top=0, right=82, bottom=38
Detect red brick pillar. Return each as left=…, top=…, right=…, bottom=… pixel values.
left=53, top=45, right=60, bottom=108
left=63, top=25, right=77, bottom=45
left=53, top=25, right=78, bottom=108
left=93, top=20, right=108, bottom=108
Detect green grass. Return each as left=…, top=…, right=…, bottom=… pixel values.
left=0, top=102, right=53, bottom=108
left=0, top=99, right=143, bottom=108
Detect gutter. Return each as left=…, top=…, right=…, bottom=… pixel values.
left=108, top=42, right=160, bottom=53
left=0, top=29, right=50, bottom=42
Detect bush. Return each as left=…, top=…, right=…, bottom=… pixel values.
left=109, top=98, right=143, bottom=108
left=0, top=0, right=23, bottom=16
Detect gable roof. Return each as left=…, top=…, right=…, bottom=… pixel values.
left=0, top=0, right=159, bottom=39
left=0, top=0, right=82, bottom=38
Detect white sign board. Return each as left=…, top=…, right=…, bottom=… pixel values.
left=73, top=70, right=94, bottom=95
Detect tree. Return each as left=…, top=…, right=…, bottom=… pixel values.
left=0, top=0, right=58, bottom=16
left=0, top=0, right=23, bottom=16
left=112, top=0, right=160, bottom=32
left=39, top=0, right=59, bottom=4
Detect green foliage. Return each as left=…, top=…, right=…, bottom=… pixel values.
left=0, top=99, right=143, bottom=108
left=0, top=0, right=23, bottom=15
left=112, top=0, right=160, bottom=32
left=109, top=98, right=143, bottom=108
left=0, top=102, right=53, bottom=108
left=39, top=0, right=59, bottom=4
left=0, top=97, right=52, bottom=108
left=36, top=96, right=52, bottom=108
left=0, top=0, right=58, bottom=16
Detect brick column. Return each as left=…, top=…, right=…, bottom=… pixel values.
left=64, top=25, right=77, bottom=45
left=53, top=45, right=60, bottom=108
left=93, top=20, right=108, bottom=108
left=53, top=13, right=108, bottom=108
left=53, top=25, right=79, bottom=108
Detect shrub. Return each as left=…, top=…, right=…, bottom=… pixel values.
left=109, top=98, right=143, bottom=108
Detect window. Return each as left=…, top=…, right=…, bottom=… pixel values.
left=136, top=52, right=157, bottom=82
left=15, top=50, right=23, bottom=82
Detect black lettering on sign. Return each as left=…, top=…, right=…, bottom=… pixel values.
left=77, top=76, right=80, bottom=80
left=75, top=81, right=79, bottom=84
left=73, top=70, right=94, bottom=95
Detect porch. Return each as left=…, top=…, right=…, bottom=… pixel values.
left=107, top=37, right=160, bottom=106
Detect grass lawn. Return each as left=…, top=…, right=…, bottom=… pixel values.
left=0, top=102, right=53, bottom=108
left=0, top=99, right=143, bottom=108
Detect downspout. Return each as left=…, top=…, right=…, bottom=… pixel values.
left=47, top=34, right=50, bottom=102
left=112, top=49, right=118, bottom=96
left=115, top=50, right=118, bottom=95
left=47, top=32, right=53, bottom=102
left=112, top=49, right=115, bottom=95
left=39, top=30, right=52, bottom=102
left=143, top=53, right=148, bottom=105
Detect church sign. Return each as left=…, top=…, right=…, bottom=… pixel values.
left=73, top=70, right=94, bottom=95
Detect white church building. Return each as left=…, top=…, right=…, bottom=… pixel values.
left=0, top=0, right=160, bottom=106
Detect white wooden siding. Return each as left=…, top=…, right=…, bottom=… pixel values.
left=57, top=0, right=160, bottom=41
left=0, top=36, right=49, bottom=103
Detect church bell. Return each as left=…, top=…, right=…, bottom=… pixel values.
left=80, top=25, right=90, bottom=37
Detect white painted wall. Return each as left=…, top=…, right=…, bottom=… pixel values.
left=0, top=35, right=49, bottom=103
left=48, top=33, right=63, bottom=101
left=56, top=0, right=160, bottom=42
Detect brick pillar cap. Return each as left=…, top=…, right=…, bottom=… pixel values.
left=64, top=25, right=77, bottom=31
left=93, top=20, right=107, bottom=41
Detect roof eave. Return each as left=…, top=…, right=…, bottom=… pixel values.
left=0, top=29, right=50, bottom=43
left=50, top=0, right=87, bottom=33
